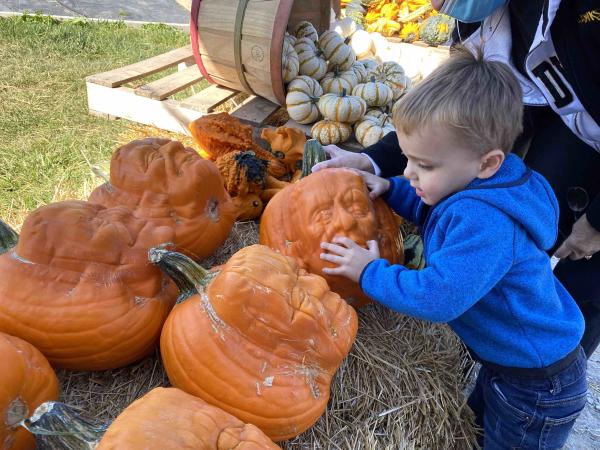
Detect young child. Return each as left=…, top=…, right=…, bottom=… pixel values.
left=320, top=48, right=587, bottom=449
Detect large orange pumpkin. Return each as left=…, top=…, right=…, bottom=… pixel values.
left=151, top=245, right=358, bottom=441
left=0, top=201, right=178, bottom=370
left=89, top=138, right=236, bottom=260
left=0, top=332, right=59, bottom=450
left=97, top=387, right=281, bottom=450
left=259, top=168, right=403, bottom=307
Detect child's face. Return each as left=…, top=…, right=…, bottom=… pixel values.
left=397, top=126, right=487, bottom=206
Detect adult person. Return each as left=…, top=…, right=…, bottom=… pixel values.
left=313, top=0, right=600, bottom=358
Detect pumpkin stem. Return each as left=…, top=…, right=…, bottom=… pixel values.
left=91, top=165, right=113, bottom=193
left=301, top=139, right=327, bottom=178
left=21, top=401, right=107, bottom=450
left=149, top=248, right=215, bottom=298
left=0, top=219, right=18, bottom=254
left=340, top=88, right=347, bottom=97
left=369, top=75, right=376, bottom=83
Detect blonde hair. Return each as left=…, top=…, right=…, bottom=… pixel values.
left=393, top=47, right=523, bottom=154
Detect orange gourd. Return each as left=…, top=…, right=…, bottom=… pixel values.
left=0, top=201, right=178, bottom=370
left=97, top=387, right=281, bottom=450
left=259, top=168, right=404, bottom=307
left=231, top=194, right=264, bottom=221
left=152, top=245, right=358, bottom=441
left=0, top=332, right=59, bottom=450
left=260, top=126, right=307, bottom=174
left=89, top=138, right=236, bottom=260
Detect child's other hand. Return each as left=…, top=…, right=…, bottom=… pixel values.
left=352, top=169, right=390, bottom=199
left=320, top=237, right=380, bottom=283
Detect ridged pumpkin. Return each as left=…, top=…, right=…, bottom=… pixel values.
left=320, top=68, right=359, bottom=95
left=318, top=30, right=356, bottom=70
left=318, top=90, right=367, bottom=123
left=369, top=61, right=412, bottom=100
left=420, top=14, right=454, bottom=46
left=97, top=388, right=281, bottom=450
left=311, top=120, right=352, bottom=145
left=0, top=202, right=178, bottom=370
left=89, top=138, right=236, bottom=260
left=260, top=126, right=306, bottom=174
left=284, top=32, right=296, bottom=47
left=352, top=76, right=394, bottom=107
left=355, top=116, right=396, bottom=147
left=349, top=29, right=375, bottom=59
left=294, top=20, right=318, bottom=42
left=294, top=38, right=327, bottom=80
left=349, top=60, right=369, bottom=84
left=231, top=194, right=264, bottom=221
left=153, top=245, right=357, bottom=441
left=0, top=332, right=59, bottom=450
left=365, top=107, right=394, bottom=126
left=286, top=76, right=323, bottom=124
left=260, top=168, right=404, bottom=307
left=282, top=39, right=299, bottom=84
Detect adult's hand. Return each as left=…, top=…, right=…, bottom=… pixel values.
left=311, top=145, right=376, bottom=173
left=554, top=214, right=600, bottom=261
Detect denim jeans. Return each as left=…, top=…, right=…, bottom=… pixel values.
left=467, top=347, right=588, bottom=449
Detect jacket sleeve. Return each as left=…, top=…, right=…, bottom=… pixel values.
left=359, top=200, right=515, bottom=322
left=362, top=132, right=407, bottom=178
left=381, top=176, right=422, bottom=225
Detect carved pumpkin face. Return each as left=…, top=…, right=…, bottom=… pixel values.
left=0, top=201, right=178, bottom=370
left=0, top=332, right=58, bottom=450
left=260, top=126, right=307, bottom=174
left=97, top=388, right=281, bottom=450
left=89, top=138, right=236, bottom=260
left=155, top=244, right=358, bottom=441
left=259, top=168, right=403, bottom=307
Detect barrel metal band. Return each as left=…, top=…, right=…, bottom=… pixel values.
left=234, top=0, right=255, bottom=95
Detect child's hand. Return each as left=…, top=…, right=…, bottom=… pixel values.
left=320, top=237, right=380, bottom=283
left=352, top=169, right=391, bottom=199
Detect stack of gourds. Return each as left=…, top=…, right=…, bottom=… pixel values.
left=284, top=20, right=412, bottom=148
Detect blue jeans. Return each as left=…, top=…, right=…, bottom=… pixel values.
left=467, top=348, right=588, bottom=449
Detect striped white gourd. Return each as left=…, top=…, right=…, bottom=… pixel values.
left=319, top=30, right=356, bottom=68
left=332, top=17, right=361, bottom=39
left=284, top=32, right=297, bottom=47
left=358, top=58, right=379, bottom=72
left=318, top=90, right=366, bottom=123
left=282, top=40, right=299, bottom=84
left=370, top=61, right=411, bottom=100
left=364, top=108, right=393, bottom=127
left=295, top=21, right=319, bottom=42
left=349, top=61, right=369, bottom=83
left=352, top=76, right=393, bottom=107
left=355, top=117, right=395, bottom=147
left=311, top=120, right=352, bottom=145
left=286, top=76, right=323, bottom=124
left=320, top=69, right=358, bottom=95
left=295, top=38, right=328, bottom=80
left=349, top=30, right=375, bottom=59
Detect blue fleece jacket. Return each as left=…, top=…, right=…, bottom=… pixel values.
left=360, top=154, right=584, bottom=368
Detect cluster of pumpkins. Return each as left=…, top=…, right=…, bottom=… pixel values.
left=0, top=132, right=406, bottom=448
left=282, top=20, right=413, bottom=148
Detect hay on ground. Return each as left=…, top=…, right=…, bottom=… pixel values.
left=57, top=222, right=477, bottom=449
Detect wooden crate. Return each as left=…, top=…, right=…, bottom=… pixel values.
left=85, top=44, right=282, bottom=134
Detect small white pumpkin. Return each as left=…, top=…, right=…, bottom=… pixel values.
left=349, top=30, right=375, bottom=59
left=355, top=117, right=395, bottom=147
left=284, top=32, right=297, bottom=47
left=318, top=90, right=367, bottom=123
left=349, top=61, right=369, bottom=84
left=282, top=40, right=299, bottom=84
left=286, top=76, right=323, bottom=124
left=295, top=38, right=328, bottom=80
left=295, top=21, right=318, bottom=42
left=357, top=58, right=379, bottom=72
left=364, top=108, right=393, bottom=127
left=319, top=30, right=356, bottom=69
left=320, top=69, right=359, bottom=95
left=332, top=17, right=362, bottom=39
left=369, top=61, right=411, bottom=100
left=311, top=120, right=352, bottom=145
left=352, top=76, right=394, bottom=107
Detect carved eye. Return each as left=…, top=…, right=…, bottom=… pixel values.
left=274, top=151, right=285, bottom=159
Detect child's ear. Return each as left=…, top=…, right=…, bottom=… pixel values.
left=478, top=149, right=505, bottom=179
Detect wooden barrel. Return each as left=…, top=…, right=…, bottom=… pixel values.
left=190, top=0, right=332, bottom=105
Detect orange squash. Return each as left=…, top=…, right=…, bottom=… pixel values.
left=0, top=332, right=59, bottom=450
left=260, top=126, right=307, bottom=174
left=0, top=201, right=178, bottom=370
left=151, top=245, right=358, bottom=441
left=259, top=168, right=403, bottom=307
left=231, top=194, right=264, bottom=221
left=97, top=387, right=281, bottom=450
left=89, top=138, right=236, bottom=260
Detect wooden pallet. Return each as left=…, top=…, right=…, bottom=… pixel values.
left=85, top=44, right=281, bottom=134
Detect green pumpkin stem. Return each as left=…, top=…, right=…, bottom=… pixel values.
left=0, top=219, right=18, bottom=254
left=21, top=401, right=107, bottom=450
left=340, top=88, right=347, bottom=97
left=149, top=248, right=216, bottom=298
left=301, top=139, right=327, bottom=178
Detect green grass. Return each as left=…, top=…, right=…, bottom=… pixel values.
left=0, top=14, right=190, bottom=228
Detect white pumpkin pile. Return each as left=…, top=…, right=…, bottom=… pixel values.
left=283, top=20, right=412, bottom=148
